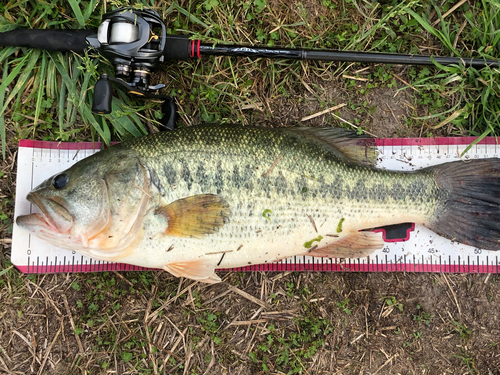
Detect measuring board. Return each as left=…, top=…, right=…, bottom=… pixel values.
left=11, top=137, right=500, bottom=275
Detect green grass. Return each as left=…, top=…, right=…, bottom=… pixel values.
left=0, top=0, right=499, bottom=153
left=249, top=316, right=332, bottom=374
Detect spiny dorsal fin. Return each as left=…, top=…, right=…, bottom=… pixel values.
left=285, top=127, right=378, bottom=166
left=156, top=194, right=231, bottom=238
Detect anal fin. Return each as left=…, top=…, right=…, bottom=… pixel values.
left=306, top=231, right=384, bottom=258
left=163, top=259, right=221, bottom=284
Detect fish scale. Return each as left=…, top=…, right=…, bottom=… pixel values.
left=16, top=126, right=500, bottom=282
left=110, top=126, right=440, bottom=269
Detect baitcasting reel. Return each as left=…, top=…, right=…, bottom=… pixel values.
left=87, top=8, right=177, bottom=130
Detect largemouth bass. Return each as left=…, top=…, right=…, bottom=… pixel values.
left=16, top=126, right=500, bottom=283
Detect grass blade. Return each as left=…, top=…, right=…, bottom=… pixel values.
left=173, top=3, right=212, bottom=30
left=0, top=265, right=14, bottom=277
left=83, top=0, right=99, bottom=23
left=34, top=52, right=48, bottom=128
left=50, top=53, right=110, bottom=144
left=0, top=60, right=9, bottom=159
left=108, top=98, right=144, bottom=137
left=461, top=128, right=491, bottom=157
left=58, top=80, right=67, bottom=133
left=0, top=52, right=31, bottom=115
left=0, top=46, right=19, bottom=65
left=67, top=0, right=86, bottom=27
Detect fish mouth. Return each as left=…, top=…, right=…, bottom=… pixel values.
left=17, top=193, right=73, bottom=234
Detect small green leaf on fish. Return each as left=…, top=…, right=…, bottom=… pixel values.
left=262, top=209, right=272, bottom=221
left=337, top=218, right=345, bottom=233
left=304, top=235, right=323, bottom=248
left=301, top=187, right=308, bottom=193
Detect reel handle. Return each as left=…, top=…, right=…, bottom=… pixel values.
left=91, top=74, right=113, bottom=114
left=92, top=73, right=177, bottom=130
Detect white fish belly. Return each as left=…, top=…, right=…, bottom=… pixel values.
left=116, top=193, right=421, bottom=270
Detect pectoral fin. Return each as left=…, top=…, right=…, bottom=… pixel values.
left=163, top=260, right=222, bottom=284
left=156, top=194, right=231, bottom=238
left=306, top=231, right=384, bottom=258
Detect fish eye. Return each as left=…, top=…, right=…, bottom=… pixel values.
left=52, top=174, right=69, bottom=189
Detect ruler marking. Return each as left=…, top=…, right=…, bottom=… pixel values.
left=13, top=138, right=500, bottom=275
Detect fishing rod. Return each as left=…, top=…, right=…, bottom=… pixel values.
left=1, top=7, right=498, bottom=129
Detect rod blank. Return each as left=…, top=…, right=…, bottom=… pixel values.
left=198, top=43, right=499, bottom=69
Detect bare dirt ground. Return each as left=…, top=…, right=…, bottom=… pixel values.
left=1, top=60, right=499, bottom=375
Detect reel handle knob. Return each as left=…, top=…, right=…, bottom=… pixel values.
left=92, top=74, right=113, bottom=114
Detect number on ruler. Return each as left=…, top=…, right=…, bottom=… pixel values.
left=382, top=247, right=390, bottom=253
left=474, top=248, right=482, bottom=254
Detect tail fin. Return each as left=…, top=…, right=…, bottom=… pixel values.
left=428, top=159, right=500, bottom=250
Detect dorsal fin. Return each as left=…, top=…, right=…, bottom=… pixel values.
left=284, top=127, right=378, bottom=166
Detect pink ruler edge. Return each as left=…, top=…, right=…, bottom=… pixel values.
left=373, top=136, right=500, bottom=147
left=19, top=140, right=103, bottom=150
left=16, top=137, right=500, bottom=274
left=19, top=136, right=500, bottom=150
left=16, top=262, right=499, bottom=274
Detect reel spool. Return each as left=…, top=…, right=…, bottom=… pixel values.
left=94, top=7, right=166, bottom=91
